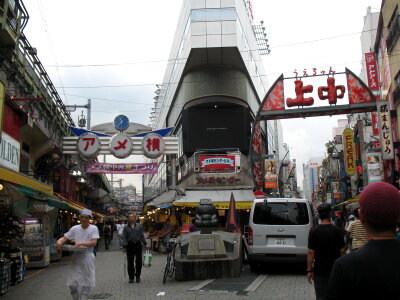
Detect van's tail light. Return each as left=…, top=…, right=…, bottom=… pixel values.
left=248, top=226, right=253, bottom=246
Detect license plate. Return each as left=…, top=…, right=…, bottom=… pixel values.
left=273, top=238, right=288, bottom=245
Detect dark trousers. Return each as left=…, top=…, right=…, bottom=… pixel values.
left=126, top=242, right=142, bottom=280
left=314, top=275, right=329, bottom=300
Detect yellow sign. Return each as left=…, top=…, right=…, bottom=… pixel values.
left=343, top=128, right=356, bottom=176
left=173, top=201, right=252, bottom=210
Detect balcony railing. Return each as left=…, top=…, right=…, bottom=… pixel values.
left=387, top=15, right=400, bottom=52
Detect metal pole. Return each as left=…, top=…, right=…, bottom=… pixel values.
left=171, top=156, right=176, bottom=188
left=87, top=99, right=91, bottom=130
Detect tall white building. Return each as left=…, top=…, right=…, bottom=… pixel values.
left=303, top=157, right=324, bottom=202
left=144, top=0, right=280, bottom=206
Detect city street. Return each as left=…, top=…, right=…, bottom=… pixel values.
left=3, top=237, right=315, bottom=300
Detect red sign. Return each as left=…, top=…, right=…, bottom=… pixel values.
left=365, top=53, right=379, bottom=91
left=199, top=156, right=235, bottom=171
left=141, top=133, right=165, bottom=159
left=254, top=190, right=265, bottom=199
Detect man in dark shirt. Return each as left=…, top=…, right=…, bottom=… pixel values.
left=122, top=212, right=148, bottom=283
left=307, top=203, right=346, bottom=300
left=326, top=182, right=400, bottom=300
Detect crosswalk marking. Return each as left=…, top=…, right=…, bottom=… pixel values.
left=189, top=279, right=215, bottom=291
left=244, top=275, right=267, bottom=292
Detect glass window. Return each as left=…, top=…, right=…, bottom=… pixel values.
left=191, top=9, right=206, bottom=22
left=253, top=202, right=309, bottom=225
left=220, top=8, right=236, bottom=21
left=191, top=8, right=236, bottom=22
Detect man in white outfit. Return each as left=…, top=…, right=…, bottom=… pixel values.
left=56, top=209, right=99, bottom=300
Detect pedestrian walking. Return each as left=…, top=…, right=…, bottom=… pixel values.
left=345, top=208, right=367, bottom=251
left=56, top=209, right=100, bottom=300
left=103, top=223, right=112, bottom=250
left=307, top=203, right=346, bottom=300
left=326, top=182, right=400, bottom=300
left=122, top=212, right=148, bottom=283
left=117, top=221, right=126, bottom=249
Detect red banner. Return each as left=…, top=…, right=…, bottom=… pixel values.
left=365, top=53, right=379, bottom=91
left=199, top=156, right=235, bottom=171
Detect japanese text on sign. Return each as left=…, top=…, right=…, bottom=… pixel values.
left=141, top=133, right=165, bottom=159
left=286, top=76, right=346, bottom=107
left=365, top=53, right=379, bottom=91
left=85, top=163, right=158, bottom=174
left=77, top=133, right=101, bottom=157
left=200, top=156, right=235, bottom=170
left=377, top=102, right=394, bottom=160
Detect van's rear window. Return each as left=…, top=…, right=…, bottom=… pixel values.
left=253, top=202, right=309, bottom=225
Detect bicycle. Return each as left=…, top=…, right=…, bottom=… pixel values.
left=162, top=238, right=179, bottom=284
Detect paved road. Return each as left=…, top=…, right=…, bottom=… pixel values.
left=3, top=236, right=315, bottom=300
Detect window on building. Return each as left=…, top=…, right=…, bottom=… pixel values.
left=191, top=8, right=236, bottom=22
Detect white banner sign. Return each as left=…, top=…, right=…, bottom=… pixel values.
left=377, top=101, right=394, bottom=160
left=0, top=132, right=20, bottom=171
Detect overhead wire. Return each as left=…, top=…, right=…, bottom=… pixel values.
left=53, top=52, right=400, bottom=89
left=37, top=0, right=68, bottom=103
left=42, top=27, right=387, bottom=68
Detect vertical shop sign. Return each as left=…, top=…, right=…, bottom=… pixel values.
left=366, top=153, right=382, bottom=184
left=264, top=159, right=277, bottom=189
left=343, top=128, right=356, bottom=176
left=371, top=112, right=381, bottom=148
left=377, top=101, right=394, bottom=160
left=364, top=53, right=379, bottom=91
left=0, top=132, right=20, bottom=171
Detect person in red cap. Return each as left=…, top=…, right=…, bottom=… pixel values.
left=326, top=182, right=400, bottom=300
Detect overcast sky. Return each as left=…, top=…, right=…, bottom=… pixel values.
left=23, top=0, right=382, bottom=192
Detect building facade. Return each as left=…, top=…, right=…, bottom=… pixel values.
left=144, top=0, right=280, bottom=207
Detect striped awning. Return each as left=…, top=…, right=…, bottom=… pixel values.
left=173, top=189, right=254, bottom=209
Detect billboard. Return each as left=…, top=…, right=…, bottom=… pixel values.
left=343, top=128, right=356, bottom=176
left=367, top=154, right=382, bottom=184
left=264, top=159, right=277, bottom=189
left=182, top=105, right=251, bottom=154
left=199, top=156, right=235, bottom=171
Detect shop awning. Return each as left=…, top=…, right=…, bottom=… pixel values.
left=173, top=189, right=255, bottom=209
left=55, top=193, right=106, bottom=218
left=332, top=194, right=360, bottom=208
left=145, top=190, right=176, bottom=208
left=0, top=167, right=53, bottom=195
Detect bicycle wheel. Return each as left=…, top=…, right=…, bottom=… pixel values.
left=167, top=250, right=175, bottom=277
left=163, top=255, right=171, bottom=284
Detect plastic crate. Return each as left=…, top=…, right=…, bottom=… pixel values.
left=0, top=259, right=11, bottom=295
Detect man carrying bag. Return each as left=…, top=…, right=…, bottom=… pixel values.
left=122, top=212, right=148, bottom=283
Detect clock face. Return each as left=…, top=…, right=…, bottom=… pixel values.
left=114, top=115, right=129, bottom=131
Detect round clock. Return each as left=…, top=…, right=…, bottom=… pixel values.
left=113, top=115, right=129, bottom=131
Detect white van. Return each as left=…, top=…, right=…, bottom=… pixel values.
left=246, top=198, right=315, bottom=270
